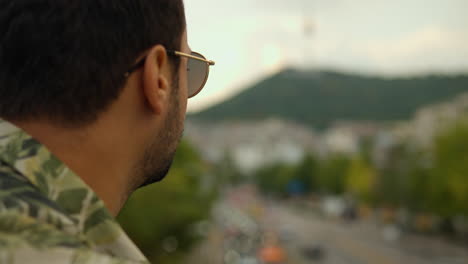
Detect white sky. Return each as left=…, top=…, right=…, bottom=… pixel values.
left=184, top=0, right=468, bottom=112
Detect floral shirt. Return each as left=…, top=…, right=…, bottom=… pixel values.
left=0, top=120, right=149, bottom=264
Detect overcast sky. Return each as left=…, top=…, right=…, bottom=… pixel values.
left=184, top=0, right=468, bottom=112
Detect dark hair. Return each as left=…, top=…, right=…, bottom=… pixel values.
left=0, top=0, right=186, bottom=125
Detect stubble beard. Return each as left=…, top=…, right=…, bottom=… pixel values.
left=131, top=75, right=183, bottom=191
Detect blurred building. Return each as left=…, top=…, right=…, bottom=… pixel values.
left=185, top=119, right=319, bottom=172
left=395, top=92, right=468, bottom=148
left=186, top=93, right=468, bottom=174
left=323, top=121, right=382, bottom=156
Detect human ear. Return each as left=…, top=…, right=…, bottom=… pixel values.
left=142, top=45, right=171, bottom=115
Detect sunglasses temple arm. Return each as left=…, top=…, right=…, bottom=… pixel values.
left=124, top=57, right=146, bottom=77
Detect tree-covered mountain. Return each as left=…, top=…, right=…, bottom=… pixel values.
left=190, top=69, right=468, bottom=129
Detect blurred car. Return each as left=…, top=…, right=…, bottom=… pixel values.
left=301, top=243, right=326, bottom=261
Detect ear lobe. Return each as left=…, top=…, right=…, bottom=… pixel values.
left=142, top=45, right=170, bottom=115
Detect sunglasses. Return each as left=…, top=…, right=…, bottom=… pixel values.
left=125, top=50, right=215, bottom=98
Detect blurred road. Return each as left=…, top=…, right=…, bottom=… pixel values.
left=188, top=188, right=468, bottom=264
left=266, top=202, right=468, bottom=264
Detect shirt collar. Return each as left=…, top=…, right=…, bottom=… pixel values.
left=0, top=120, right=147, bottom=262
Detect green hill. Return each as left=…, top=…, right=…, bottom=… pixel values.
left=191, top=69, right=468, bottom=129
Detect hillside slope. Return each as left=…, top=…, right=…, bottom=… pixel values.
left=191, top=69, right=468, bottom=129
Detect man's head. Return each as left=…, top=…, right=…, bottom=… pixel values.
left=0, top=0, right=186, bottom=124
left=0, top=0, right=209, bottom=212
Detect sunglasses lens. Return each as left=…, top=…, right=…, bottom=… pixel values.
left=187, top=52, right=208, bottom=97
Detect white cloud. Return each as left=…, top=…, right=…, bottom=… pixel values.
left=363, top=26, right=468, bottom=74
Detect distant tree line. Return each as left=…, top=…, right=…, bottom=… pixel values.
left=250, top=118, right=468, bottom=238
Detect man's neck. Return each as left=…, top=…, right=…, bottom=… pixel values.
left=11, top=120, right=134, bottom=216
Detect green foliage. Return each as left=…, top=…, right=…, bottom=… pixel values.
left=346, top=157, right=377, bottom=205
left=191, top=69, right=468, bottom=129
left=317, top=154, right=351, bottom=195
left=375, top=143, right=412, bottom=207
left=429, top=120, right=468, bottom=217
left=346, top=119, right=468, bottom=218
left=116, top=141, right=216, bottom=264
left=293, top=153, right=319, bottom=192
left=250, top=116, right=468, bottom=222
left=254, top=154, right=348, bottom=197
left=405, top=162, right=432, bottom=212
left=255, top=163, right=296, bottom=196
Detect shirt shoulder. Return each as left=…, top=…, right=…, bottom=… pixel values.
left=0, top=120, right=149, bottom=263
left=0, top=167, right=148, bottom=264
left=0, top=246, right=147, bottom=264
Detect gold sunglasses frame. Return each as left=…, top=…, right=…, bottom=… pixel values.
left=124, top=50, right=215, bottom=98
left=172, top=51, right=215, bottom=98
